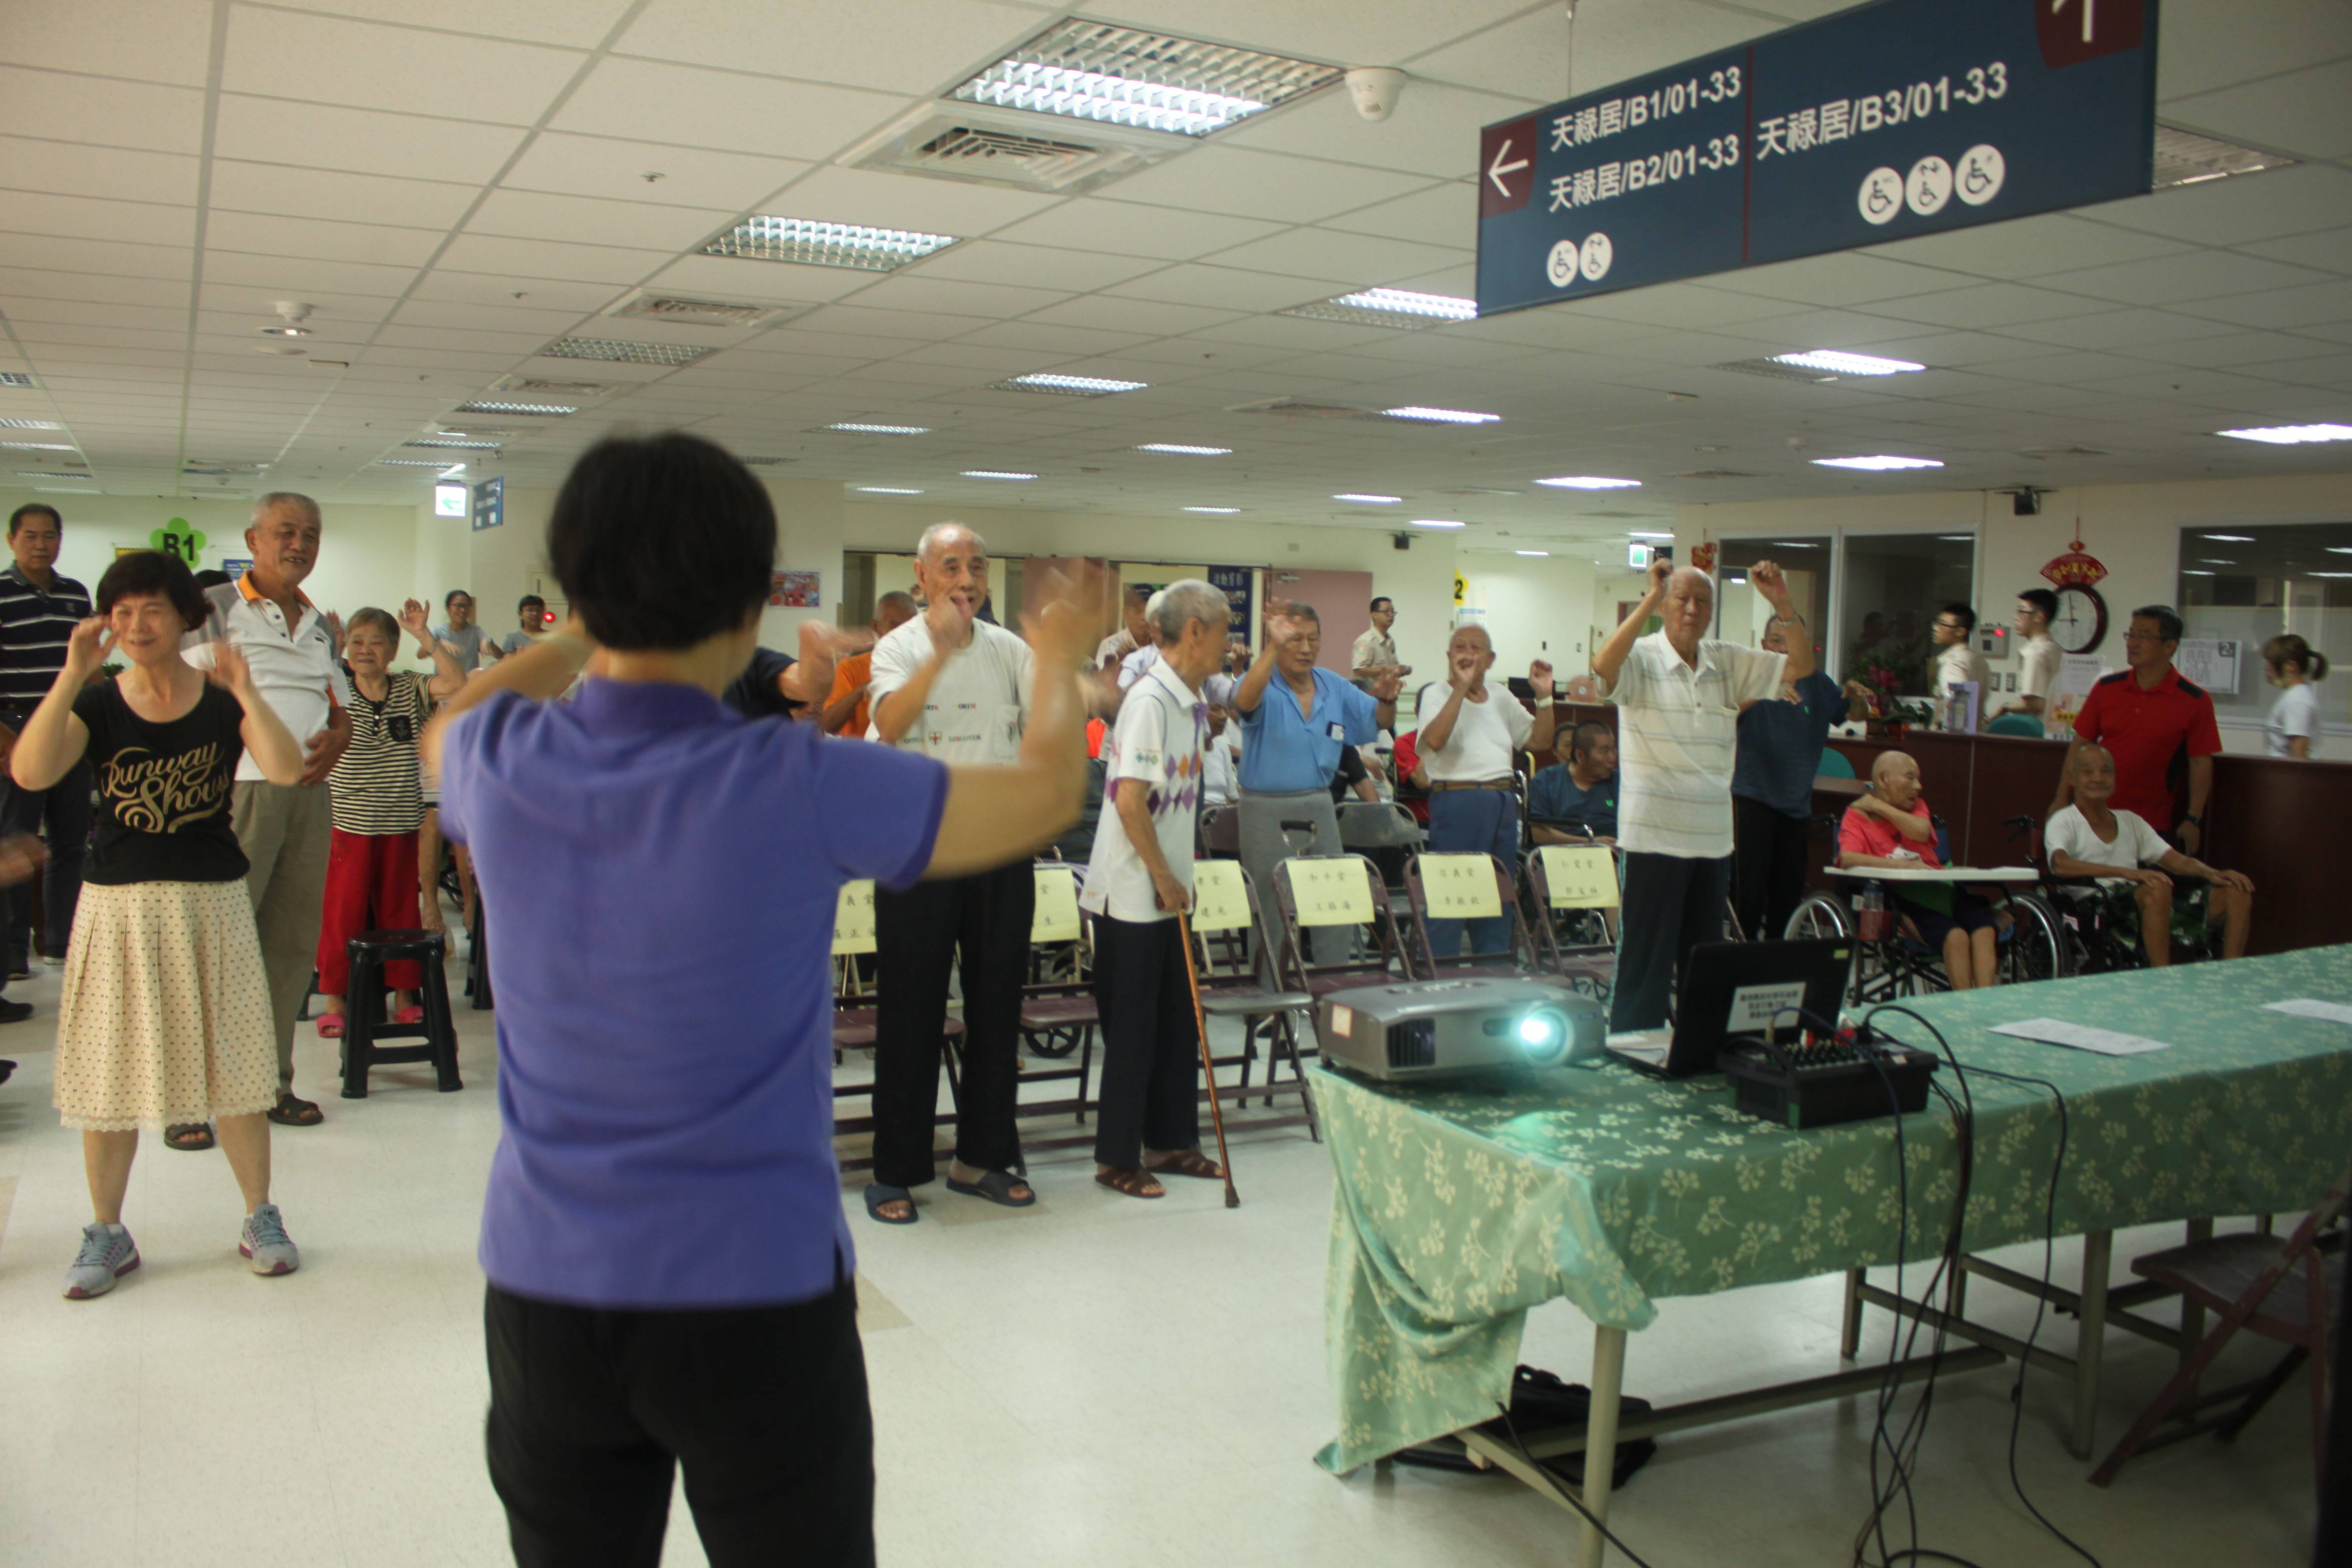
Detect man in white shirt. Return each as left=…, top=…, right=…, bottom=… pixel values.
left=1994, top=589, right=2061, bottom=727
left=863, top=522, right=1039, bottom=1224
left=1094, top=586, right=1149, bottom=672
left=1414, top=623, right=1554, bottom=959
left=1351, top=597, right=1408, bottom=686
left=1079, top=580, right=1231, bottom=1200
left=1593, top=557, right=1805, bottom=1030
left=182, top=493, right=351, bottom=1133
left=2043, top=742, right=2253, bottom=967
left=1930, top=603, right=1991, bottom=731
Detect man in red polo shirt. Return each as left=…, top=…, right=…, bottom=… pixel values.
left=2052, top=604, right=2222, bottom=853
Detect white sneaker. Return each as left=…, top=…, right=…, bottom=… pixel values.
left=239, top=1204, right=300, bottom=1276
left=64, top=1223, right=140, bottom=1299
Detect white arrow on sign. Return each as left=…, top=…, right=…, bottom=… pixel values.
left=1487, top=137, right=1530, bottom=196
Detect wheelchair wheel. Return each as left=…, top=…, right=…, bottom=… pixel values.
left=1999, top=891, right=2069, bottom=985
left=1784, top=891, right=1854, bottom=942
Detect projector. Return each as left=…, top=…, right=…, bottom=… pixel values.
left=1318, top=977, right=1607, bottom=1082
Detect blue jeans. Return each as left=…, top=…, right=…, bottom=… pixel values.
left=1423, top=787, right=1519, bottom=961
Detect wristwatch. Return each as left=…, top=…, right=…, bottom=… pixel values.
left=2182, top=814, right=2203, bottom=826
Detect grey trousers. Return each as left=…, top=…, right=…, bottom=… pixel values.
left=1239, top=787, right=1346, bottom=969
left=231, top=781, right=334, bottom=1094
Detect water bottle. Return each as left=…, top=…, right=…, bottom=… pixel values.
left=1857, top=885, right=1888, bottom=942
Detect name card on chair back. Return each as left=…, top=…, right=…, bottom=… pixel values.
left=1189, top=860, right=1253, bottom=934
left=1420, top=853, right=1502, bottom=919
left=1538, top=845, right=1619, bottom=910
left=1288, top=858, right=1374, bottom=928
left=832, top=880, right=878, bottom=956
left=1032, top=863, right=1083, bottom=944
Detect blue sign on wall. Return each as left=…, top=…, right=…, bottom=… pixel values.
left=470, top=475, right=503, bottom=533
left=1207, top=565, right=1255, bottom=644
left=1476, top=0, right=2156, bottom=315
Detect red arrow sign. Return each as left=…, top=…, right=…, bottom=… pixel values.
left=1479, top=116, right=1536, bottom=218
left=2037, top=0, right=2143, bottom=68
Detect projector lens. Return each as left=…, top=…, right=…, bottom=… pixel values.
left=1516, top=1008, right=1571, bottom=1066
left=1517, top=1015, right=1557, bottom=1047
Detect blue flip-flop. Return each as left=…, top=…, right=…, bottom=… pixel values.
left=945, top=1170, right=1036, bottom=1208
left=863, top=1184, right=919, bottom=1225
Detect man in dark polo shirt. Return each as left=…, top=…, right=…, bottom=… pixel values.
left=2053, top=604, right=2223, bottom=853
left=0, top=502, right=93, bottom=996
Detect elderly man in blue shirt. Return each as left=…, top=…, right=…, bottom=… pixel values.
left=1231, top=601, right=1399, bottom=958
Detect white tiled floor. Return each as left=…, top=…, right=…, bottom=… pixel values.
left=0, top=953, right=2322, bottom=1567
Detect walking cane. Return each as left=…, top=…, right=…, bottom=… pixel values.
left=1175, top=908, right=1240, bottom=1208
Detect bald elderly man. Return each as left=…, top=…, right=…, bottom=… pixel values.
left=1837, top=750, right=1999, bottom=989
left=1591, top=556, right=1810, bottom=1030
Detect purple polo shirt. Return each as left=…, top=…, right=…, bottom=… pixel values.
left=439, top=680, right=947, bottom=1309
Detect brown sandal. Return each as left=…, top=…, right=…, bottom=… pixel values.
left=1094, top=1167, right=1165, bottom=1199
left=1145, top=1149, right=1225, bottom=1181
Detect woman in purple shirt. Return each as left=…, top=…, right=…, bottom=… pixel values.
left=426, top=433, right=1094, bottom=1568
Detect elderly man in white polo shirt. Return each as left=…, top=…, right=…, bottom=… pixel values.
left=183, top=492, right=351, bottom=1133
left=1592, top=555, right=1811, bottom=1030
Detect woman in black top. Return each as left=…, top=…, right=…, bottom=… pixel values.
left=10, top=550, right=308, bottom=1300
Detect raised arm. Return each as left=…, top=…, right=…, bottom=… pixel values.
left=402, top=599, right=466, bottom=700
left=1418, top=648, right=1475, bottom=754
left=420, top=624, right=594, bottom=779
left=1593, top=556, right=1669, bottom=692
left=1850, top=789, right=1936, bottom=841
left=871, top=603, right=964, bottom=743
left=213, top=641, right=307, bottom=785
left=1749, top=562, right=1813, bottom=682
left=1233, top=603, right=1304, bottom=716
left=1525, top=660, right=1558, bottom=752
left=8, top=614, right=103, bottom=790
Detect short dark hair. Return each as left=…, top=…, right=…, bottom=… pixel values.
left=1370, top=596, right=1393, bottom=614
left=1567, top=720, right=1612, bottom=764
left=1940, top=602, right=1977, bottom=635
left=546, top=433, right=775, bottom=651
left=8, top=503, right=61, bottom=536
left=444, top=588, right=473, bottom=607
left=345, top=606, right=400, bottom=644
left=2132, top=604, right=2184, bottom=644
left=97, top=549, right=207, bottom=632
left=2016, top=588, right=2057, bottom=620
left=518, top=594, right=545, bottom=611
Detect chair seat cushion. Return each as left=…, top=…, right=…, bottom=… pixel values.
left=833, top=1008, right=963, bottom=1049
left=1020, top=994, right=1100, bottom=1028
left=1200, top=987, right=1312, bottom=1016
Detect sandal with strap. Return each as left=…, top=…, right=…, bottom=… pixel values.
left=1094, top=1167, right=1165, bottom=1200
left=863, top=1184, right=919, bottom=1225
left=315, top=1014, right=345, bottom=1039
left=165, top=1121, right=215, bottom=1152
left=1146, top=1148, right=1225, bottom=1181
left=945, top=1169, right=1035, bottom=1208
left=266, top=1092, right=323, bottom=1127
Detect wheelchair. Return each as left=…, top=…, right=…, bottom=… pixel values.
left=1783, top=812, right=2068, bottom=1004
left=1999, top=815, right=2219, bottom=976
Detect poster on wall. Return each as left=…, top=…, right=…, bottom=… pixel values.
left=2175, top=638, right=2240, bottom=695
left=771, top=570, right=820, bottom=608
left=2049, top=654, right=2107, bottom=733
left=1207, top=565, right=1254, bottom=643
left=219, top=557, right=251, bottom=579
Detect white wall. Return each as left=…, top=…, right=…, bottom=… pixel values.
left=1458, top=551, right=1598, bottom=682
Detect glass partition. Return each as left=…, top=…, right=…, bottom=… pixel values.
left=2176, top=520, right=2352, bottom=727
left=1836, top=533, right=1975, bottom=697
left=1716, top=536, right=1830, bottom=663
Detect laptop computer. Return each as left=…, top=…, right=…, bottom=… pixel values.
left=1605, top=939, right=1854, bottom=1078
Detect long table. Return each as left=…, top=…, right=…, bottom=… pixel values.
left=1316, top=946, right=2352, bottom=1566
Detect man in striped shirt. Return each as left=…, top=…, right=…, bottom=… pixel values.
left=0, top=503, right=94, bottom=996
left=1592, top=555, right=1809, bottom=1030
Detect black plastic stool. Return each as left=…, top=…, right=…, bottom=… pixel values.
left=340, top=929, right=461, bottom=1098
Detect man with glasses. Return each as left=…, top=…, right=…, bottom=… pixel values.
left=2052, top=604, right=2221, bottom=855
left=1991, top=589, right=2060, bottom=727
left=1929, top=603, right=1990, bottom=731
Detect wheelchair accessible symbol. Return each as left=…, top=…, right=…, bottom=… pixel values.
left=1956, top=144, right=2005, bottom=206
left=1546, top=233, right=1614, bottom=288
left=1858, top=167, right=1903, bottom=225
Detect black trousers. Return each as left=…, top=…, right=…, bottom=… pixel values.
left=871, top=861, right=1032, bottom=1189
left=484, top=1278, right=874, bottom=1568
left=1732, top=794, right=1812, bottom=942
left=2, top=754, right=90, bottom=968
left=1089, top=914, right=1202, bottom=1170
left=1611, top=851, right=1730, bottom=1031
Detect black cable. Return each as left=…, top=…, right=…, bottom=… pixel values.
left=1494, top=1401, right=1663, bottom=1568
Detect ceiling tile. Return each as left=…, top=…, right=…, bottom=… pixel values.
left=213, top=97, right=530, bottom=184
left=1542, top=0, right=1783, bottom=95
left=2084, top=165, right=2352, bottom=247
left=550, top=57, right=911, bottom=159
left=2, top=191, right=196, bottom=249
left=1102, top=148, right=1436, bottom=225
left=1022, top=296, right=1244, bottom=336
left=2162, top=59, right=2352, bottom=160
left=1084, top=0, right=1536, bottom=70
left=2158, top=0, right=2352, bottom=98
left=1318, top=183, right=1477, bottom=248
left=1691, top=253, right=1975, bottom=308
left=0, top=0, right=216, bottom=87
left=832, top=274, right=1070, bottom=320
left=263, top=0, right=639, bottom=49
left=2237, top=226, right=2352, bottom=275
left=0, top=233, right=192, bottom=283
left=464, top=188, right=732, bottom=251
left=1865, top=212, right=2196, bottom=279
left=614, top=0, right=1034, bottom=94
left=223, top=9, right=587, bottom=125
left=989, top=199, right=1282, bottom=261
left=912, top=241, right=1163, bottom=293
left=498, top=133, right=807, bottom=211
left=208, top=210, right=445, bottom=267
left=2168, top=278, right=2352, bottom=329
left=1105, top=264, right=1353, bottom=314
left=202, top=250, right=421, bottom=297
left=1857, top=283, right=2093, bottom=331
left=207, top=160, right=481, bottom=231
left=435, top=233, right=672, bottom=286
left=2035, top=249, right=2334, bottom=306
left=404, top=271, right=624, bottom=313
left=0, top=267, right=189, bottom=308
left=952, top=321, right=1154, bottom=356
left=0, top=137, right=200, bottom=207
left=1203, top=228, right=1467, bottom=288
left=1403, top=7, right=1575, bottom=102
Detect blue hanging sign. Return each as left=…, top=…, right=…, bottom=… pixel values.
left=1207, top=565, right=1255, bottom=643
left=1476, top=0, right=2157, bottom=315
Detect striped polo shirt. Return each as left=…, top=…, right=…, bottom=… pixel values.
left=0, top=564, right=93, bottom=712
left=328, top=669, right=429, bottom=834
left=1603, top=631, right=1784, bottom=859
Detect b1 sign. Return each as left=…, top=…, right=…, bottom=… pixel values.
left=1476, top=0, right=2156, bottom=315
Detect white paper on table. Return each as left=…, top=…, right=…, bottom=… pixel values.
left=1990, top=1018, right=2172, bottom=1056
left=2262, top=998, right=2352, bottom=1027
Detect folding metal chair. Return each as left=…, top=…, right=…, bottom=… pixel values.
left=1188, top=859, right=1318, bottom=1136
left=1016, top=861, right=1100, bottom=1124
left=1269, top=854, right=1406, bottom=1058
left=1400, top=851, right=1538, bottom=981
left=1521, top=843, right=1619, bottom=1001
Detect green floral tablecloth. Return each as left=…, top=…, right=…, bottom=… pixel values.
left=1318, top=946, right=2352, bottom=1473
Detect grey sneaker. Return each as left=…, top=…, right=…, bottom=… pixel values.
left=64, top=1222, right=140, bottom=1299
left=239, top=1204, right=300, bottom=1277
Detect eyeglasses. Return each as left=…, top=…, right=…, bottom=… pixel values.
left=1934, top=620, right=1966, bottom=632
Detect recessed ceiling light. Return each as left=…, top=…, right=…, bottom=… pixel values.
left=2200, top=558, right=2236, bottom=564
left=704, top=216, right=957, bottom=272
left=2153, top=122, right=2300, bottom=190
left=2327, top=546, right=2352, bottom=555
left=0, top=419, right=62, bottom=430
left=0, top=441, right=74, bottom=450
left=1769, top=349, right=1925, bottom=377
left=2214, top=423, right=2352, bottom=444
left=2182, top=570, right=2215, bottom=576
left=1282, top=288, right=1478, bottom=329
left=1628, top=531, right=1673, bottom=539
left=1535, top=475, right=1640, bottom=490
left=1939, top=535, right=1973, bottom=541
left=1771, top=541, right=1823, bottom=548
left=1384, top=406, right=1501, bottom=425
left=1515, top=549, right=1550, bottom=557
left=378, top=459, right=461, bottom=466
left=543, top=337, right=710, bottom=367
left=2204, top=534, right=2254, bottom=541
left=456, top=400, right=577, bottom=417
left=855, top=486, right=925, bottom=494
left=819, top=422, right=931, bottom=435
left=2311, top=571, right=2352, bottom=578
left=963, top=470, right=1037, bottom=480
left=1410, top=518, right=1466, bottom=529
left=14, top=471, right=91, bottom=480
left=406, top=438, right=501, bottom=449
left=1138, top=443, right=1230, bottom=455
left=993, top=373, right=1148, bottom=395
left=953, top=19, right=1340, bottom=138
left=1811, top=455, right=1945, bottom=471
left=1334, top=493, right=1401, bottom=504
left=1184, top=505, right=1239, bottom=513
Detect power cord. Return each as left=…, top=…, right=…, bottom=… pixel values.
left=1494, top=1401, right=1663, bottom=1568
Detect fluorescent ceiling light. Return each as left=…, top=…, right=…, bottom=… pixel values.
left=1939, top=535, right=1974, bottom=541
left=2204, top=534, right=2254, bottom=541
left=377, top=459, right=461, bottom=466
left=2311, top=572, right=2352, bottom=579
left=2153, top=123, right=2299, bottom=190
left=1769, top=349, right=1925, bottom=377
left=1771, top=540, right=1822, bottom=548
left=2182, top=570, right=2215, bottom=576
left=1515, top=550, right=1550, bottom=557
left=0, top=441, right=74, bottom=450
left=1811, top=454, right=1944, bottom=471
left=455, top=400, right=577, bottom=417
left=14, top=471, right=90, bottom=480
left=1334, top=493, right=1401, bottom=504
left=1184, top=505, right=1239, bottom=513
left=953, top=19, right=1338, bottom=139
left=1282, top=288, right=1477, bottom=329
left=820, top=422, right=931, bottom=435
left=2215, top=423, right=2352, bottom=444
left=1628, top=531, right=1673, bottom=539
left=1384, top=406, right=1501, bottom=425
left=855, top=486, right=924, bottom=494
left=2200, top=558, right=2236, bottom=564
left=1410, top=518, right=1466, bottom=529
left=704, top=216, right=957, bottom=272
left=963, top=470, right=1037, bottom=480
left=406, top=438, right=501, bottom=449
left=1535, top=475, right=1640, bottom=490
left=2327, top=547, right=2352, bottom=555
left=1138, top=442, right=1230, bottom=455
left=993, top=373, right=1147, bottom=395
left=0, top=419, right=61, bottom=430
left=543, top=337, right=710, bottom=367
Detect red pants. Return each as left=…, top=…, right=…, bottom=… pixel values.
left=316, top=827, right=422, bottom=995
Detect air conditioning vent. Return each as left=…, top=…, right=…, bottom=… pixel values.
left=543, top=337, right=710, bottom=367
left=911, top=124, right=1100, bottom=183
left=1386, top=1020, right=1436, bottom=1070
left=0, top=372, right=36, bottom=388
left=1223, top=397, right=1375, bottom=420
left=845, top=102, right=1184, bottom=196
left=2153, top=122, right=2297, bottom=190
left=604, top=292, right=799, bottom=330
